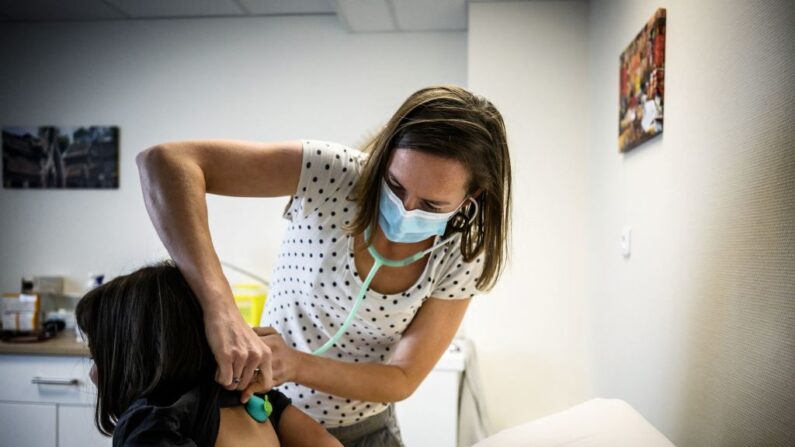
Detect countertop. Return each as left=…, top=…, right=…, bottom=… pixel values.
left=0, top=329, right=89, bottom=357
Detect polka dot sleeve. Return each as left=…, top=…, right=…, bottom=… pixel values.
left=284, top=140, right=362, bottom=221
left=430, top=240, right=486, bottom=300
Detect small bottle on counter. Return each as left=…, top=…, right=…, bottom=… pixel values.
left=75, top=273, right=105, bottom=342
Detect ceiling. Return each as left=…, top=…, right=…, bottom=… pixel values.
left=0, top=0, right=521, bottom=32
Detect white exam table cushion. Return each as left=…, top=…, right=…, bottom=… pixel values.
left=473, top=398, right=675, bottom=447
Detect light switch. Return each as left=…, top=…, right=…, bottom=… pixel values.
left=621, top=226, right=632, bottom=257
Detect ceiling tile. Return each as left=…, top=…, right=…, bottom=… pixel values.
left=334, top=0, right=395, bottom=32
left=0, top=0, right=125, bottom=21
left=103, top=0, right=245, bottom=18
left=236, top=0, right=335, bottom=15
left=0, top=0, right=484, bottom=29
left=391, top=0, right=467, bottom=31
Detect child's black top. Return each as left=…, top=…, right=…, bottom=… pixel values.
left=112, top=382, right=291, bottom=447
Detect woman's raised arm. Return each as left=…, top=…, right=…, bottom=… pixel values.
left=135, top=139, right=303, bottom=393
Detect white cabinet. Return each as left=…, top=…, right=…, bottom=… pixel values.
left=0, top=354, right=111, bottom=447
left=59, top=405, right=112, bottom=447
left=395, top=341, right=467, bottom=447
left=0, top=401, right=57, bottom=446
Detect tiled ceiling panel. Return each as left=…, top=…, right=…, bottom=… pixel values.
left=0, top=0, right=125, bottom=21
left=334, top=0, right=395, bottom=32
left=0, top=0, right=507, bottom=29
left=103, top=0, right=245, bottom=18
left=237, top=0, right=335, bottom=15
left=391, top=0, right=467, bottom=31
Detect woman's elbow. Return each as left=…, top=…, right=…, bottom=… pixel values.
left=136, top=144, right=169, bottom=172
left=136, top=144, right=190, bottom=187
left=393, top=382, right=419, bottom=402
left=387, top=370, right=420, bottom=403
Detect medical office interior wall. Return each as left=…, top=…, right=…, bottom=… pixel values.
left=466, top=0, right=795, bottom=445
left=0, top=15, right=467, bottom=292
left=464, top=0, right=592, bottom=434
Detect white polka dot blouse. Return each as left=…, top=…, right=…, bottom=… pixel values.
left=260, top=139, right=485, bottom=428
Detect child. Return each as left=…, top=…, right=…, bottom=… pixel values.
left=75, top=260, right=342, bottom=447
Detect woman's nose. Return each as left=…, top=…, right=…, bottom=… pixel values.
left=402, top=195, right=421, bottom=212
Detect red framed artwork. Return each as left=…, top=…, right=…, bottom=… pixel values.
left=619, top=8, right=666, bottom=153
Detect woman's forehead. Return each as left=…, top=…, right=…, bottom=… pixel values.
left=386, top=148, right=470, bottom=198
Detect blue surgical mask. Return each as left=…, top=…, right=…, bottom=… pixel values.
left=378, top=179, right=463, bottom=243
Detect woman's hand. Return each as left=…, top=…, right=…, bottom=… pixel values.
left=240, top=327, right=301, bottom=403
left=204, top=307, right=273, bottom=393
left=253, top=327, right=302, bottom=387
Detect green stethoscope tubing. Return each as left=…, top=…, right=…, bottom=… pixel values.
left=311, top=227, right=448, bottom=356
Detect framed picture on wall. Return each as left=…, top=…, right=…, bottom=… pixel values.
left=619, top=8, right=666, bottom=153
left=2, top=126, right=119, bottom=189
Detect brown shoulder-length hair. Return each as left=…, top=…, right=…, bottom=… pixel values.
left=348, top=85, right=512, bottom=291
left=75, top=260, right=217, bottom=436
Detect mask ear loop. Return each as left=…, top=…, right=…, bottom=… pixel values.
left=449, top=196, right=480, bottom=231
left=463, top=197, right=480, bottom=226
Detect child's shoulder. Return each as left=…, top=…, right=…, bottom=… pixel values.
left=114, top=383, right=220, bottom=446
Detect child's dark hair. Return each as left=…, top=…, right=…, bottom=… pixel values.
left=75, top=260, right=217, bottom=436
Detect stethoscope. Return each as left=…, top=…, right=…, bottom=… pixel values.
left=312, top=198, right=479, bottom=356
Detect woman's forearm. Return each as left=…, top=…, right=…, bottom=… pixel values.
left=292, top=351, right=414, bottom=403
left=136, top=144, right=234, bottom=313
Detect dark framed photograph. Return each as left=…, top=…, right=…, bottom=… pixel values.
left=2, top=126, right=119, bottom=189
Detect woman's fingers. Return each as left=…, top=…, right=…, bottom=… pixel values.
left=226, top=349, right=248, bottom=390
left=218, top=326, right=282, bottom=395
left=237, top=326, right=273, bottom=390
left=236, top=348, right=263, bottom=391
left=205, top=310, right=273, bottom=390
left=259, top=351, right=274, bottom=391
left=207, top=321, right=239, bottom=389
left=240, top=347, right=275, bottom=403
left=240, top=367, right=264, bottom=403
left=259, top=333, right=297, bottom=386
left=240, top=367, right=259, bottom=403
left=252, top=326, right=279, bottom=337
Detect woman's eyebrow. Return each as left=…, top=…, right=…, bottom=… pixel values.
left=387, top=172, right=450, bottom=206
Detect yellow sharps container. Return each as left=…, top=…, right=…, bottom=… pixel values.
left=232, top=283, right=268, bottom=327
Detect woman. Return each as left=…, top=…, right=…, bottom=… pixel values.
left=137, top=84, right=512, bottom=445
left=75, top=260, right=342, bottom=446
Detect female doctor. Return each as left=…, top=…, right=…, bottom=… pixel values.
left=136, top=84, right=512, bottom=446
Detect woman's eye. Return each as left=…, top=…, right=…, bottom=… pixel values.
left=424, top=202, right=442, bottom=212
left=388, top=182, right=406, bottom=198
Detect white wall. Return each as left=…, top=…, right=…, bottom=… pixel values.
left=468, top=0, right=795, bottom=445
left=586, top=1, right=794, bottom=445
left=0, top=16, right=466, bottom=294
left=464, top=0, right=591, bottom=431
